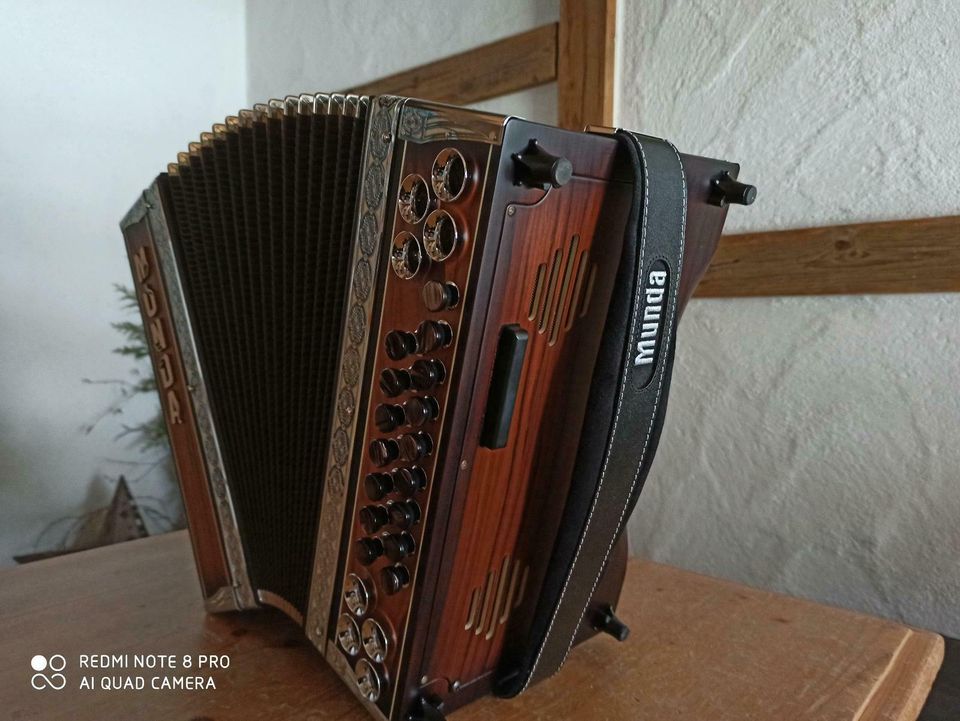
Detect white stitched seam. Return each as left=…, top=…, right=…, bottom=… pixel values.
left=521, top=135, right=653, bottom=691
left=556, top=139, right=687, bottom=668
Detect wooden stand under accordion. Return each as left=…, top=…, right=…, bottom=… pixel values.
left=120, top=94, right=751, bottom=720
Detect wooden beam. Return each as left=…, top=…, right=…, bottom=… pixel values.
left=696, top=215, right=960, bottom=297
left=557, top=0, right=617, bottom=130
left=342, top=24, right=557, bottom=105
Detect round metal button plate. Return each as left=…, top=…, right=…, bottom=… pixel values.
left=343, top=573, right=370, bottom=616
left=361, top=618, right=389, bottom=663
left=354, top=658, right=382, bottom=702
left=336, top=613, right=361, bottom=656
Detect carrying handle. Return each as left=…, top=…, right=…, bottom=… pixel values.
left=479, top=325, right=529, bottom=449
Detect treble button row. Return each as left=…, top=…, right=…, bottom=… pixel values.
left=384, top=321, right=453, bottom=361
left=375, top=397, right=439, bottom=433
left=379, top=359, right=445, bottom=397
left=369, top=432, right=433, bottom=467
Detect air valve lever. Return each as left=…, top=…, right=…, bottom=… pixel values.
left=512, top=139, right=573, bottom=190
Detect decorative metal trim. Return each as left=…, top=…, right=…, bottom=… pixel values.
left=399, top=99, right=506, bottom=145
left=138, top=182, right=257, bottom=611
left=257, top=589, right=305, bottom=625
left=305, top=95, right=403, bottom=649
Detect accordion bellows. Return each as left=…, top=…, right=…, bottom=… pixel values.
left=121, top=93, right=743, bottom=720
left=164, top=97, right=369, bottom=615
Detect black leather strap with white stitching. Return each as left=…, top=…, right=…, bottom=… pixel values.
left=496, top=131, right=688, bottom=696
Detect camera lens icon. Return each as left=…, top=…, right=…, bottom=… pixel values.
left=30, top=654, right=66, bottom=690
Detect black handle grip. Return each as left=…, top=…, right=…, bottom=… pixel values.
left=480, top=325, right=529, bottom=449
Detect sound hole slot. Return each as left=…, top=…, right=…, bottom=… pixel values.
left=564, top=249, right=589, bottom=332
left=464, top=586, right=481, bottom=631
left=538, top=248, right=563, bottom=333
left=486, top=555, right=512, bottom=639
left=527, top=263, right=546, bottom=321
left=578, top=264, right=597, bottom=318
left=548, top=235, right=580, bottom=345
left=475, top=569, right=498, bottom=637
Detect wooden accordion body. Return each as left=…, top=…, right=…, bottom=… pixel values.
left=120, top=95, right=736, bottom=720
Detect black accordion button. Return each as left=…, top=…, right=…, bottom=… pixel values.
left=359, top=505, right=389, bottom=534
left=388, top=500, right=421, bottom=530
left=364, top=472, right=394, bottom=501
left=369, top=438, right=399, bottom=467
left=383, top=532, right=416, bottom=563
left=404, top=397, right=439, bottom=427
left=409, top=359, right=445, bottom=391
left=385, top=330, right=417, bottom=361
left=375, top=403, right=405, bottom=433
left=398, top=432, right=432, bottom=463
left=392, top=467, right=427, bottom=497
left=379, top=368, right=411, bottom=398
left=422, top=280, right=459, bottom=312
left=356, top=537, right=384, bottom=565
left=380, top=564, right=411, bottom=595
left=415, top=320, right=453, bottom=354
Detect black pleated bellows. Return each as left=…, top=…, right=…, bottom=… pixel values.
left=161, top=95, right=369, bottom=616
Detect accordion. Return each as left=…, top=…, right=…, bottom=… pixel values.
left=120, top=94, right=752, bottom=720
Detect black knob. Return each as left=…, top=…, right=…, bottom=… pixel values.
left=388, top=500, right=421, bottom=530
left=593, top=604, right=630, bottom=642
left=380, top=564, right=411, bottom=595
left=356, top=537, right=384, bottom=565
left=383, top=532, right=416, bottom=562
left=709, top=171, right=757, bottom=207
left=404, top=396, right=439, bottom=427
left=512, top=139, right=573, bottom=190
left=369, top=438, right=399, bottom=467
left=385, top=330, right=417, bottom=361
left=422, top=281, right=460, bottom=312
left=409, top=359, right=445, bottom=391
left=359, top=505, right=389, bottom=534
left=364, top=472, right=393, bottom=501
left=415, top=320, right=453, bottom=354
left=375, top=403, right=405, bottom=433
left=379, top=368, right=411, bottom=397
left=392, top=466, right=427, bottom=497
left=399, top=432, right=432, bottom=462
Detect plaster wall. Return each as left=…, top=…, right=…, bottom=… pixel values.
left=0, top=0, right=247, bottom=564
left=620, top=0, right=960, bottom=636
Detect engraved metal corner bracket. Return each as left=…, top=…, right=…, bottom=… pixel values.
left=143, top=182, right=257, bottom=611
left=398, top=99, right=507, bottom=145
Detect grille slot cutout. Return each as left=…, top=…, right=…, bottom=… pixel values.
left=526, top=235, right=596, bottom=343
left=464, top=556, right=528, bottom=639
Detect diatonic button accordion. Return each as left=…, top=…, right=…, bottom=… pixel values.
left=120, top=94, right=752, bottom=721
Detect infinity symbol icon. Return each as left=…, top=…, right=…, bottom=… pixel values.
left=30, top=654, right=66, bottom=690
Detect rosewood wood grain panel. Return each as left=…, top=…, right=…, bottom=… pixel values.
left=342, top=25, right=558, bottom=106
left=423, top=147, right=633, bottom=705
left=697, top=215, right=960, bottom=297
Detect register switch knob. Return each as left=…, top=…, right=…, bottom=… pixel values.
left=512, top=139, right=573, bottom=190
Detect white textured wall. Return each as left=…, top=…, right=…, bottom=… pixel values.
left=620, top=1, right=960, bottom=636
left=0, top=1, right=246, bottom=564
left=245, top=0, right=558, bottom=124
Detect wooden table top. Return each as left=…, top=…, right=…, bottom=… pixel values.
left=0, top=531, right=943, bottom=721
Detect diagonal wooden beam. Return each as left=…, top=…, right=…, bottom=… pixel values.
left=696, top=215, right=960, bottom=297
left=342, top=24, right=557, bottom=105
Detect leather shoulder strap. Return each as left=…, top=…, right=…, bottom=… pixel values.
left=496, top=130, right=688, bottom=695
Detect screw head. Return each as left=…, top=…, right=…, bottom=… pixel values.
left=506, top=205, right=516, bottom=216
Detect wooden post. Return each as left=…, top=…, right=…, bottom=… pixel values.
left=557, top=0, right=617, bottom=130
